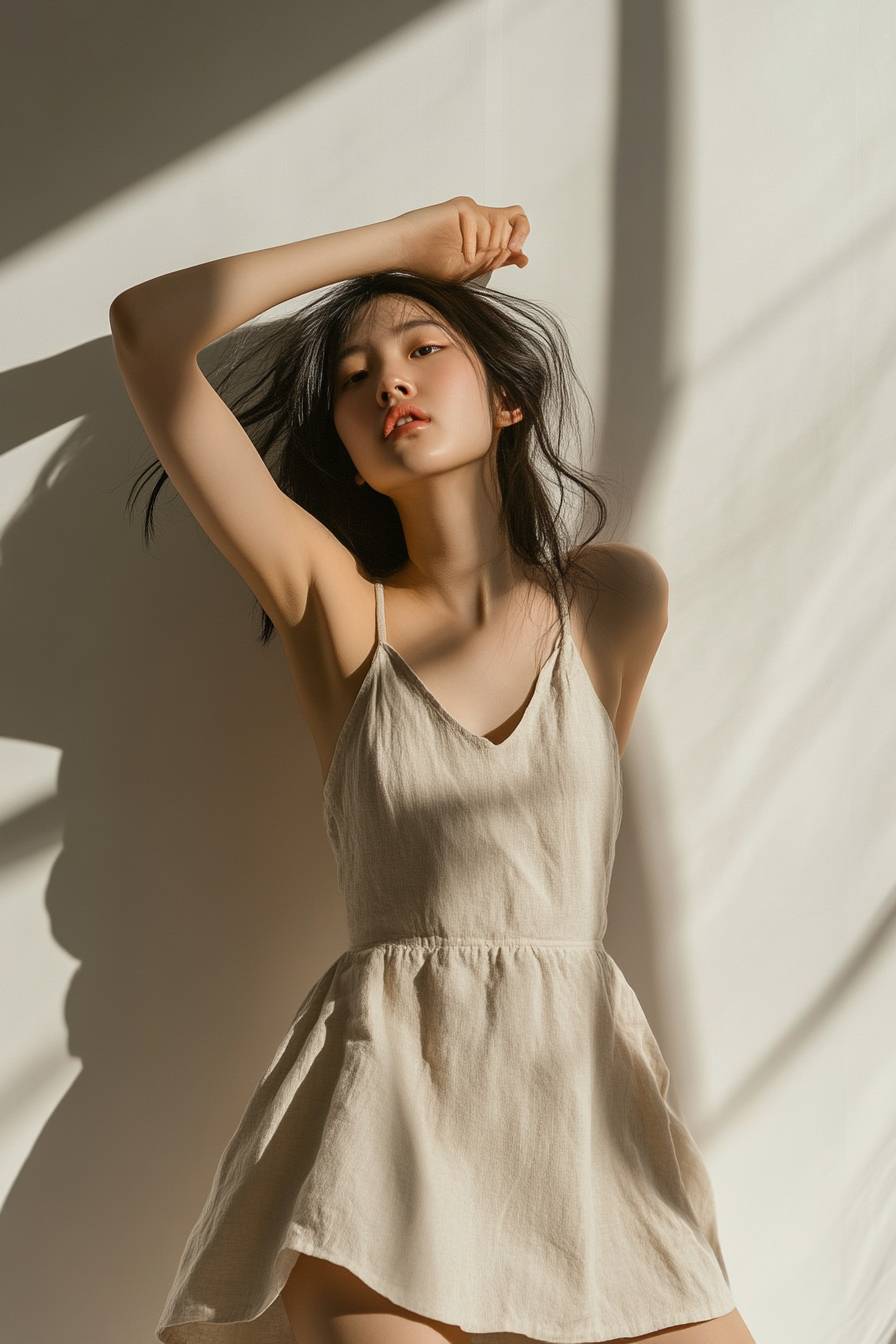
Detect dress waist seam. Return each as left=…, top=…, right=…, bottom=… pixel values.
left=347, top=933, right=606, bottom=953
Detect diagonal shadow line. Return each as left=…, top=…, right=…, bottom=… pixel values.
left=669, top=202, right=896, bottom=392
left=3, top=0, right=446, bottom=262
left=703, top=884, right=896, bottom=1143
left=0, top=794, right=64, bottom=871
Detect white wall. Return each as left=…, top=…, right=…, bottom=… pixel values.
left=1, top=2, right=892, bottom=1341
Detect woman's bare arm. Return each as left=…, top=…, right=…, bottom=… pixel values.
left=108, top=219, right=406, bottom=629
left=109, top=217, right=403, bottom=359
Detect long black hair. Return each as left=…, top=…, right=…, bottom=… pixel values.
left=126, top=268, right=616, bottom=645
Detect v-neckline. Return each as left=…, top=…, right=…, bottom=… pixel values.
left=380, top=632, right=565, bottom=752
left=377, top=577, right=568, bottom=753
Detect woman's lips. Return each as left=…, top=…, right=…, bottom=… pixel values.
left=387, top=418, right=431, bottom=441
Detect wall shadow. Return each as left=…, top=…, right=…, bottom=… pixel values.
left=0, top=1, right=740, bottom=1339
left=3, top=0, right=442, bottom=262
left=0, top=330, right=351, bottom=1338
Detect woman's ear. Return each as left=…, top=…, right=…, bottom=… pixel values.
left=496, top=405, right=524, bottom=428
left=494, top=384, right=524, bottom=428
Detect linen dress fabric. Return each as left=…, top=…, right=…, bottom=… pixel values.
left=157, top=568, right=737, bottom=1344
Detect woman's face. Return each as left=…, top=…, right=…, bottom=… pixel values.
left=330, top=294, right=519, bottom=493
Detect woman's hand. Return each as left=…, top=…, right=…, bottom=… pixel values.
left=392, top=196, right=530, bottom=284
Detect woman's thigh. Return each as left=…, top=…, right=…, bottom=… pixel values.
left=281, top=1253, right=472, bottom=1344
left=599, top=1308, right=757, bottom=1343
left=282, top=1255, right=756, bottom=1344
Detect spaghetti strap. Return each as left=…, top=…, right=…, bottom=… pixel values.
left=374, top=580, right=386, bottom=646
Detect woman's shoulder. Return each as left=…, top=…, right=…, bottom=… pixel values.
left=564, top=542, right=669, bottom=644
left=562, top=544, right=668, bottom=745
left=568, top=542, right=667, bottom=604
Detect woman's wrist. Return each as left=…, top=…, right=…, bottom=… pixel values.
left=331, top=216, right=410, bottom=279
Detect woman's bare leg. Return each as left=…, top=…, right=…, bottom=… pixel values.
left=281, top=1253, right=472, bottom=1344
left=282, top=1253, right=757, bottom=1344
left=598, top=1307, right=757, bottom=1342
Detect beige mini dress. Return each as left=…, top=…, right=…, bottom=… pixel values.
left=156, top=566, right=737, bottom=1344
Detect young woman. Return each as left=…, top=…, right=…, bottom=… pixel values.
left=110, top=197, right=756, bottom=1344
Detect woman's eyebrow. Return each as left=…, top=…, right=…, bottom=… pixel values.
left=336, top=319, right=450, bottom=363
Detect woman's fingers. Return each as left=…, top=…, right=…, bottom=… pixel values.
left=476, top=215, right=493, bottom=256
left=486, top=215, right=503, bottom=253
left=459, top=208, right=477, bottom=266
left=506, top=207, right=528, bottom=250
left=460, top=201, right=530, bottom=271
left=508, top=211, right=529, bottom=252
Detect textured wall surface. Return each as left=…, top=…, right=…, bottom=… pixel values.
left=1, top=3, right=892, bottom=1341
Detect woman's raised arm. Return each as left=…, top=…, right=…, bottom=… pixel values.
left=108, top=219, right=405, bottom=630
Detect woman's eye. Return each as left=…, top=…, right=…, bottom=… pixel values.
left=343, top=344, right=441, bottom=388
